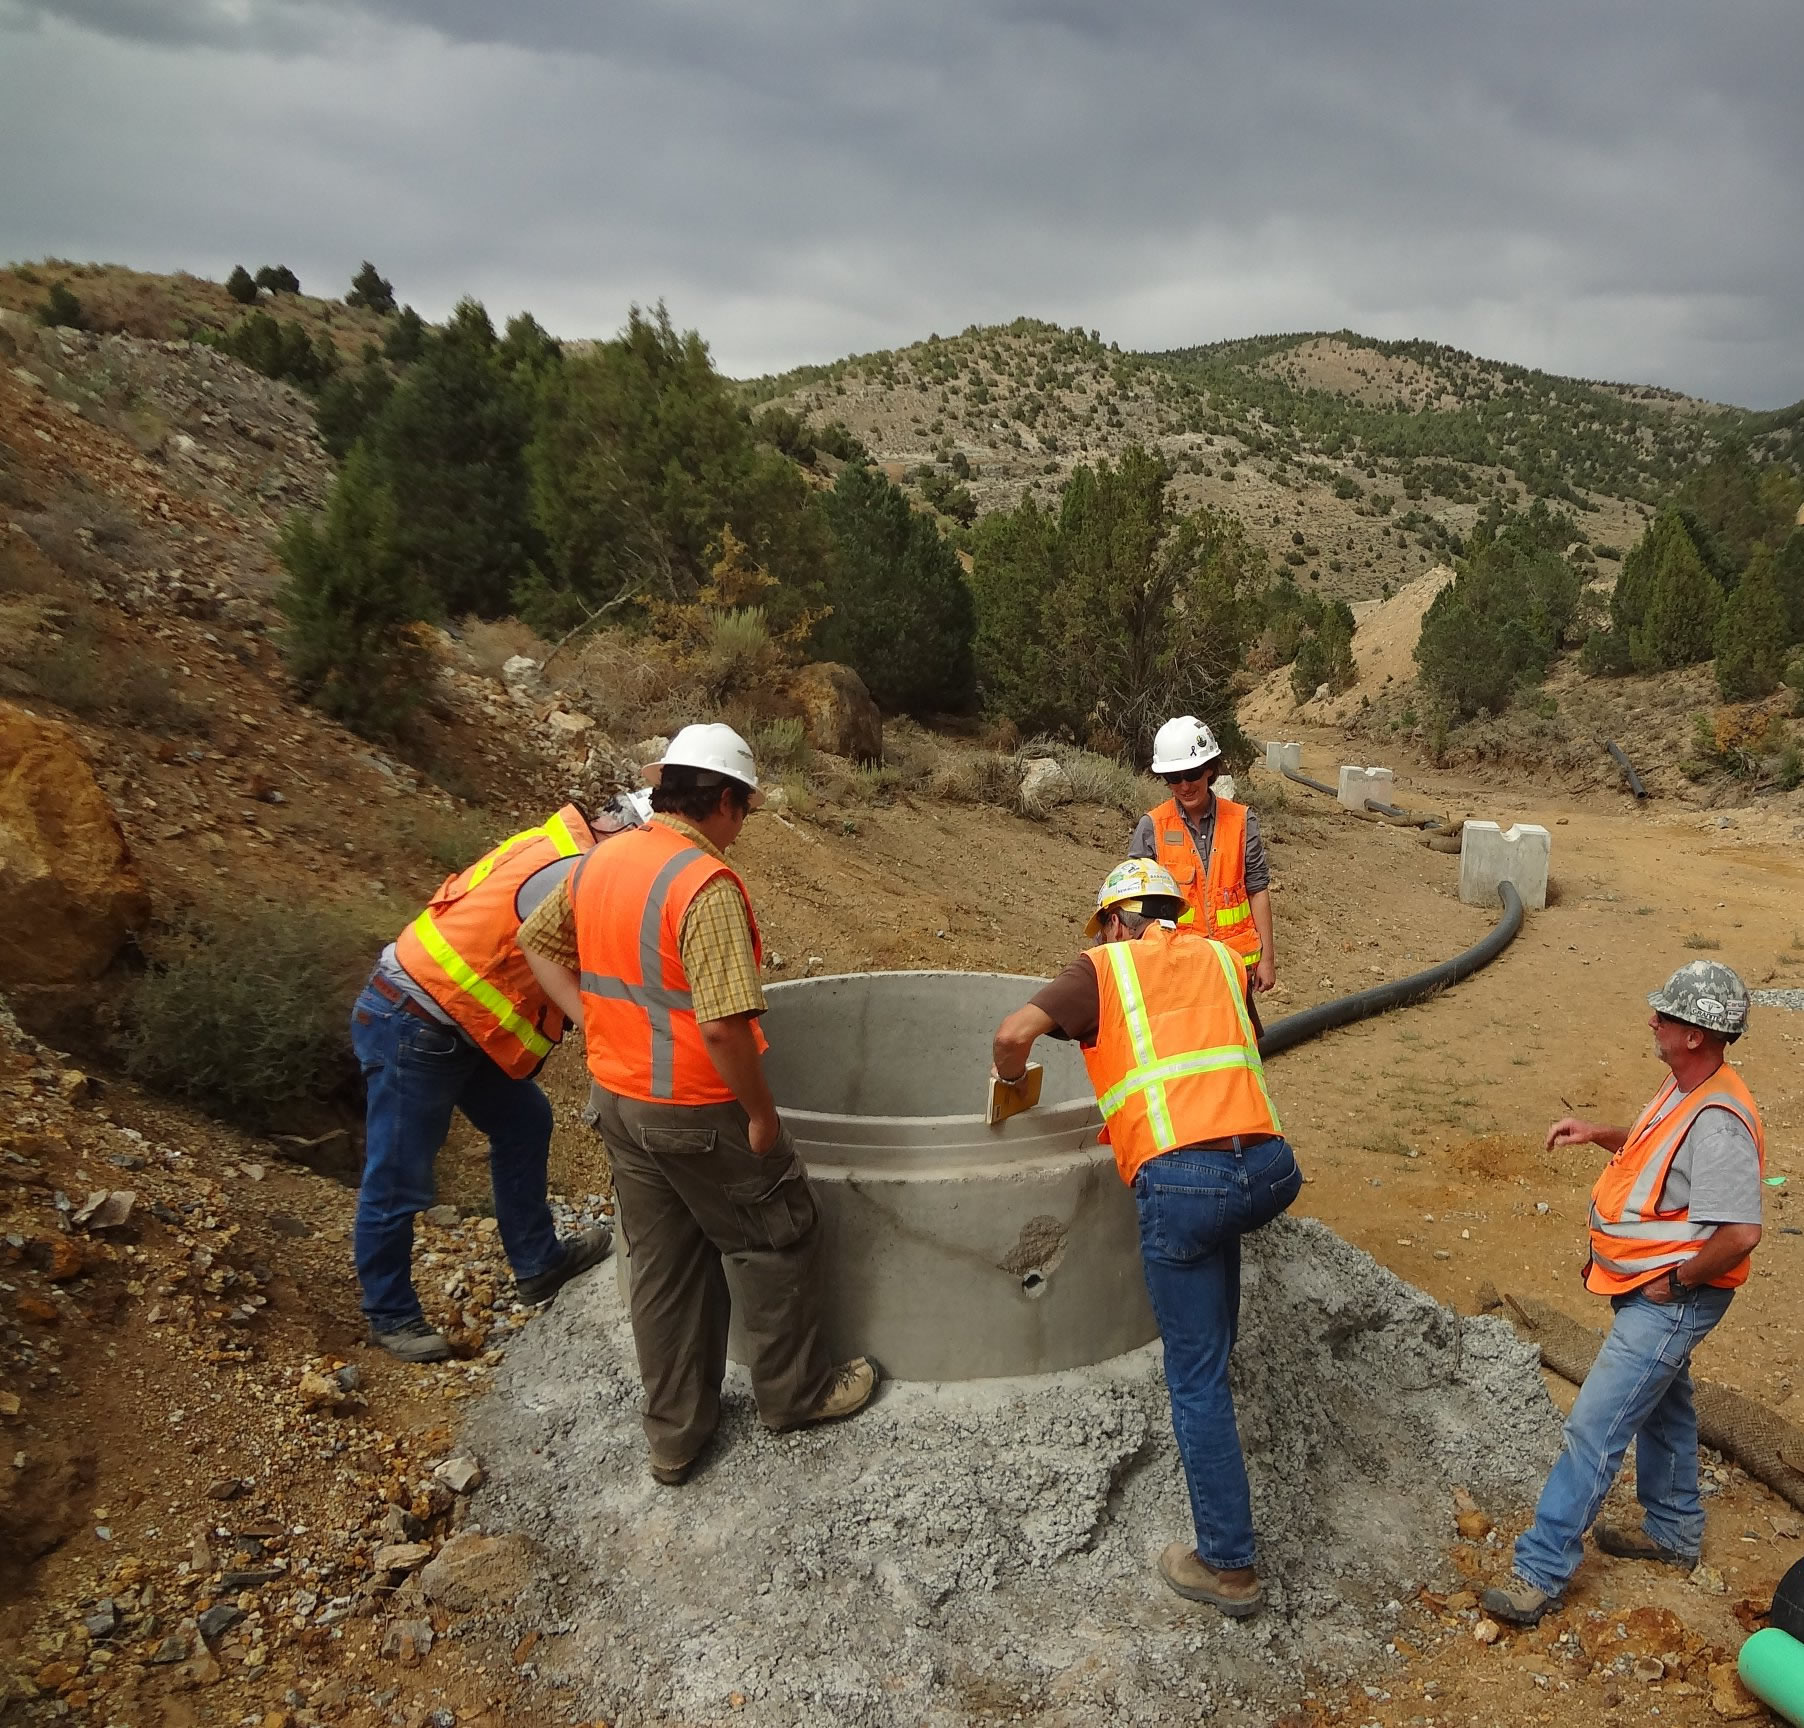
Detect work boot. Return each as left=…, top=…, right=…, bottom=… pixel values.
left=1481, top=1575, right=1559, bottom=1626
left=1594, top=1522, right=1696, bottom=1569
left=368, top=1316, right=452, bottom=1363
left=1157, top=1544, right=1263, bottom=1618
left=780, top=1358, right=880, bottom=1430
left=514, top=1223, right=614, bottom=1306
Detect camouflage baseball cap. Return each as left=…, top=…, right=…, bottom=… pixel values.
left=1647, top=960, right=1750, bottom=1041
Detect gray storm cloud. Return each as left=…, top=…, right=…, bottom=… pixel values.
left=1, top=0, right=1800, bottom=405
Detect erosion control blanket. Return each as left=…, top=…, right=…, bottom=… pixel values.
left=1502, top=1291, right=1804, bottom=1514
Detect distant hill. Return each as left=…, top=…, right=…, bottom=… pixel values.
left=743, top=320, right=1803, bottom=602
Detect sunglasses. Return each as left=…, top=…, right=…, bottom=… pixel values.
left=1162, top=766, right=1211, bottom=786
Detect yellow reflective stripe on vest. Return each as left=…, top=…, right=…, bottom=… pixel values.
left=408, top=910, right=553, bottom=1058
left=1207, top=937, right=1283, bottom=1134
left=1096, top=1044, right=1259, bottom=1119
left=1215, top=900, right=1252, bottom=927
left=1103, top=942, right=1177, bottom=1148
left=462, top=815, right=585, bottom=897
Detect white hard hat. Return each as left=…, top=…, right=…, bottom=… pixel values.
left=1150, top=715, right=1223, bottom=776
left=643, top=723, right=764, bottom=809
left=1084, top=858, right=1185, bottom=935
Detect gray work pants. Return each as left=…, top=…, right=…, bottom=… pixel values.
left=589, top=1088, right=835, bottom=1468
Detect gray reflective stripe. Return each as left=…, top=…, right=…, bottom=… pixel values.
left=1589, top=1244, right=1694, bottom=1276
left=1618, top=1082, right=1754, bottom=1222
left=577, top=843, right=706, bottom=1101
left=1589, top=1205, right=1715, bottom=1243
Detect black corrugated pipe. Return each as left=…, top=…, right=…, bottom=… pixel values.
left=1258, top=882, right=1523, bottom=1059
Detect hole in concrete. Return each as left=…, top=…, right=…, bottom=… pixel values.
left=1020, top=1269, right=1047, bottom=1298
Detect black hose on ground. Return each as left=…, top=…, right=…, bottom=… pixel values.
left=1281, top=763, right=1340, bottom=798
left=1258, top=882, right=1523, bottom=1059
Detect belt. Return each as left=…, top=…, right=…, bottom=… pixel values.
left=368, top=971, right=447, bottom=1025
left=1186, top=1134, right=1268, bottom=1154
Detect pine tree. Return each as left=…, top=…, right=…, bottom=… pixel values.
left=345, top=261, right=396, bottom=316
left=367, top=299, right=537, bottom=617
left=1629, top=517, right=1723, bottom=671
left=1776, top=527, right=1804, bottom=647
left=254, top=264, right=300, bottom=295
left=226, top=265, right=259, bottom=305
left=970, top=496, right=1058, bottom=729
left=1714, top=544, right=1787, bottom=700
left=277, top=447, right=430, bottom=736
left=817, top=462, right=975, bottom=714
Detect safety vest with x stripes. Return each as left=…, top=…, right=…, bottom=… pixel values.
left=1585, top=1064, right=1765, bottom=1297
left=1079, top=925, right=1280, bottom=1186
left=393, top=804, right=596, bottom=1078
left=571, top=820, right=765, bottom=1106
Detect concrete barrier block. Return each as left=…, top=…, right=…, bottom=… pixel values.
left=1337, top=765, right=1395, bottom=812
left=1264, top=741, right=1301, bottom=776
left=1459, top=821, right=1550, bottom=911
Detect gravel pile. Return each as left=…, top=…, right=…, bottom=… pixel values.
left=468, top=1213, right=1561, bottom=1727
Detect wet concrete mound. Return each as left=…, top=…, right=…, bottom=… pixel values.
left=469, top=1213, right=1561, bottom=1728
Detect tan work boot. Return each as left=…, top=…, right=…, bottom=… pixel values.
left=786, top=1357, right=879, bottom=1429
left=1157, top=1543, right=1263, bottom=1617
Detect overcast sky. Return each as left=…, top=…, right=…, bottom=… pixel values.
left=2, top=1, right=1800, bottom=408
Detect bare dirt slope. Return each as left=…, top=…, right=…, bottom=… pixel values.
left=1241, top=565, right=1454, bottom=732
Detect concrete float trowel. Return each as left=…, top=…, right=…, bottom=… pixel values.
left=984, top=1062, right=1043, bottom=1126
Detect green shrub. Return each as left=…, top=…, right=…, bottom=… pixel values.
left=702, top=606, right=779, bottom=701
left=255, top=264, right=300, bottom=295
left=119, top=898, right=386, bottom=1131
left=749, top=714, right=810, bottom=776
left=203, top=310, right=337, bottom=390
left=1581, top=627, right=1632, bottom=676
left=226, top=265, right=259, bottom=305
left=38, top=281, right=84, bottom=329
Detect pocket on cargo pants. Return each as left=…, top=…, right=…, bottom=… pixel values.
left=724, top=1131, right=818, bottom=1252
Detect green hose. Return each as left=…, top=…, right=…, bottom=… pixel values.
left=1739, top=1627, right=1804, bottom=1725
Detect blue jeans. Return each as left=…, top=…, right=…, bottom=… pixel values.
left=1512, top=1283, right=1733, bottom=1595
left=350, top=982, right=562, bottom=1329
left=1133, top=1135, right=1304, bottom=1572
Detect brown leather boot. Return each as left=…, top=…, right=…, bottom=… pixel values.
left=1157, top=1543, right=1263, bottom=1617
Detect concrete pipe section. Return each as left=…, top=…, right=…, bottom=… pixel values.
left=639, top=969, right=1146, bottom=1383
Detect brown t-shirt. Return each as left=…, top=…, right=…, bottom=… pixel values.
left=1030, top=946, right=1263, bottom=1048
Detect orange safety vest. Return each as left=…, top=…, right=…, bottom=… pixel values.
left=1080, top=925, right=1281, bottom=1186
left=1149, top=795, right=1262, bottom=967
left=1586, top=1063, right=1766, bottom=1297
left=571, top=820, right=765, bottom=1106
left=393, top=804, right=596, bottom=1079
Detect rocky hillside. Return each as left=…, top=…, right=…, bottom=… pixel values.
left=744, top=321, right=1801, bottom=604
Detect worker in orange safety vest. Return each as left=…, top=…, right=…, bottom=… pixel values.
left=1484, top=961, right=1764, bottom=1627
left=991, top=858, right=1302, bottom=1620
left=350, top=802, right=619, bottom=1362
left=518, top=725, right=877, bottom=1487
left=1130, top=715, right=1275, bottom=994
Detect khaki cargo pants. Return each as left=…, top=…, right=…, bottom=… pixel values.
left=588, top=1087, right=836, bottom=1469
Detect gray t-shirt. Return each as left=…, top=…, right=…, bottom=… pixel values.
left=1128, top=797, right=1270, bottom=894
left=1645, top=1089, right=1763, bottom=1226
